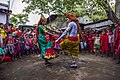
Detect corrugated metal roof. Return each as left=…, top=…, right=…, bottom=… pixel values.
left=0, top=2, right=8, bottom=7
left=0, top=8, right=12, bottom=14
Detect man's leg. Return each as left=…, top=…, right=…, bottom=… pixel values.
left=69, top=56, right=77, bottom=68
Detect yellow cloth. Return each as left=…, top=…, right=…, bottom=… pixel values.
left=60, top=39, right=79, bottom=58
left=77, top=34, right=80, bottom=42
left=0, top=28, right=7, bottom=39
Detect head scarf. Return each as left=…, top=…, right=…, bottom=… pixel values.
left=40, top=14, right=47, bottom=22
left=64, top=13, right=79, bottom=22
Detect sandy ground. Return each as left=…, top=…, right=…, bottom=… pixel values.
left=0, top=53, right=120, bottom=80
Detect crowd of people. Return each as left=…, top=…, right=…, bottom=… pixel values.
left=0, top=13, right=120, bottom=68
left=0, top=23, right=40, bottom=62
left=80, top=24, right=120, bottom=64
left=0, top=20, right=60, bottom=63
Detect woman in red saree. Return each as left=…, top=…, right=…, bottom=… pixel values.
left=115, top=24, right=120, bottom=64
left=100, top=30, right=109, bottom=57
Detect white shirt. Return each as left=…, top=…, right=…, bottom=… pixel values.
left=108, top=34, right=114, bottom=43
left=94, top=37, right=100, bottom=45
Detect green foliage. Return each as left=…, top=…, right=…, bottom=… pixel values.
left=10, top=14, right=29, bottom=26
left=22, top=0, right=83, bottom=14
left=22, top=0, right=113, bottom=22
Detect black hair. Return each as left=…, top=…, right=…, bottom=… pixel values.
left=0, top=23, right=3, bottom=25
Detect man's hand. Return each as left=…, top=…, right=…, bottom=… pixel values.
left=55, top=40, right=59, bottom=43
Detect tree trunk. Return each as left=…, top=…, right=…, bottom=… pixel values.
left=115, top=0, right=120, bottom=19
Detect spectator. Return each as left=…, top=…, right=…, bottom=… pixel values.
left=0, top=45, right=5, bottom=62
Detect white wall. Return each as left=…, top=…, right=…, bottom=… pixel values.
left=0, top=12, right=7, bottom=24
left=0, top=3, right=8, bottom=24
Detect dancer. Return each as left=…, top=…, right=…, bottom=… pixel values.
left=56, top=13, right=81, bottom=68
left=36, top=14, right=56, bottom=65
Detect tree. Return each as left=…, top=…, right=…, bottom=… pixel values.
left=96, top=0, right=119, bottom=23
left=22, top=0, right=117, bottom=23
left=22, top=0, right=109, bottom=21
left=115, top=0, right=120, bottom=20
left=10, top=14, right=29, bottom=27
left=75, top=0, right=108, bottom=21
left=22, top=0, right=83, bottom=14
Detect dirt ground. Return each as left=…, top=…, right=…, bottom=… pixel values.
left=0, top=53, right=120, bottom=80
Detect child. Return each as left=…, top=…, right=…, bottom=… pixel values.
left=108, top=31, right=114, bottom=56
left=87, top=34, right=94, bottom=54
left=94, top=33, right=100, bottom=56
left=25, top=42, right=30, bottom=55
left=52, top=34, right=60, bottom=55
left=80, top=39, right=84, bottom=53
left=82, top=32, right=88, bottom=53
left=6, top=41, right=15, bottom=61
left=28, top=35, right=34, bottom=54
left=20, top=42, right=25, bottom=56
left=25, top=35, right=30, bottom=55
left=14, top=39, right=21, bottom=59
left=19, top=34, right=25, bottom=56
left=32, top=42, right=39, bottom=55
left=8, top=33, right=14, bottom=44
